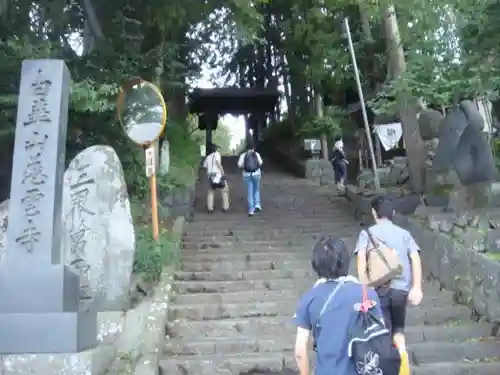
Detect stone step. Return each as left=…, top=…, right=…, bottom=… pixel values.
left=173, top=278, right=316, bottom=294
left=165, top=323, right=494, bottom=355
left=159, top=352, right=290, bottom=375
left=182, top=231, right=359, bottom=241
left=180, top=259, right=308, bottom=272
left=168, top=300, right=472, bottom=325
left=180, top=247, right=313, bottom=258
left=410, top=340, right=500, bottom=365
left=413, top=362, right=500, bottom=375
left=173, top=268, right=315, bottom=282
left=181, top=239, right=320, bottom=250
left=178, top=251, right=309, bottom=263
left=172, top=277, right=452, bottom=295
left=172, top=288, right=456, bottom=308
left=189, top=214, right=355, bottom=224
left=160, top=350, right=500, bottom=375
left=180, top=244, right=357, bottom=257
left=184, top=222, right=360, bottom=232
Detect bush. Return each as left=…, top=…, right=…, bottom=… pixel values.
left=133, top=221, right=180, bottom=283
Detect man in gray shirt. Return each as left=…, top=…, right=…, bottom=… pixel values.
left=354, top=196, right=423, bottom=356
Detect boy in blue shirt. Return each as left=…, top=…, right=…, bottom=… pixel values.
left=294, top=237, right=384, bottom=375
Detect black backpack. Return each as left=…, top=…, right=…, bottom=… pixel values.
left=244, top=151, right=259, bottom=173
left=348, top=285, right=401, bottom=375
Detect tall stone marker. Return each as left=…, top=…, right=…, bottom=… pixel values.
left=0, top=60, right=96, bottom=353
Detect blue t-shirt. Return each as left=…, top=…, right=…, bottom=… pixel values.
left=294, top=278, right=384, bottom=375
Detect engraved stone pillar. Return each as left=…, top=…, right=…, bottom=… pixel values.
left=0, top=59, right=97, bottom=353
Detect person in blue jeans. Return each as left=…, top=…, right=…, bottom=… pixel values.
left=237, top=138, right=263, bottom=216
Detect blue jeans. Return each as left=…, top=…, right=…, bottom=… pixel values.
left=243, top=173, right=261, bottom=213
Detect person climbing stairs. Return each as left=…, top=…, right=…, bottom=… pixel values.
left=160, top=157, right=500, bottom=375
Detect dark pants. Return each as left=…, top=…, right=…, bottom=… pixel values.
left=377, top=287, right=409, bottom=335
left=333, top=160, right=347, bottom=183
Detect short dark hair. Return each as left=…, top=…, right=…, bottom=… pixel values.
left=334, top=135, right=342, bottom=142
left=371, top=196, right=395, bottom=220
left=311, top=237, right=350, bottom=279
left=208, top=143, right=218, bottom=154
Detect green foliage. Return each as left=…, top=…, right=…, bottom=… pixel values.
left=299, top=106, right=345, bottom=138
left=300, top=115, right=340, bottom=138
left=131, top=206, right=180, bottom=283
left=494, top=140, right=500, bottom=171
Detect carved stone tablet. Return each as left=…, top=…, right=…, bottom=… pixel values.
left=62, top=145, right=135, bottom=310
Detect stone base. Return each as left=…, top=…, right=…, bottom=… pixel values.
left=448, top=183, right=492, bottom=211
left=0, top=344, right=116, bottom=375
left=305, top=159, right=335, bottom=185
left=0, top=308, right=97, bottom=354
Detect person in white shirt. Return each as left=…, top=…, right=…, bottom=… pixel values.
left=237, top=138, right=263, bottom=216
left=202, top=143, right=229, bottom=213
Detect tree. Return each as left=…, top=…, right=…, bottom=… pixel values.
left=215, top=0, right=500, bottom=191
left=1, top=0, right=499, bottom=197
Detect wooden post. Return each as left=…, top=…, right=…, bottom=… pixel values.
left=145, top=145, right=159, bottom=240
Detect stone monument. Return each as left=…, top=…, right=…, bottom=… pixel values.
left=0, top=60, right=96, bottom=353
left=61, top=145, right=135, bottom=311
left=428, top=100, right=496, bottom=210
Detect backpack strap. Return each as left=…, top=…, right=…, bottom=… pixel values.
left=311, top=279, right=346, bottom=351
left=364, top=228, right=391, bottom=271
left=314, top=280, right=345, bottom=328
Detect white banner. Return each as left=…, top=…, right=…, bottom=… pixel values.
left=374, top=123, right=403, bottom=151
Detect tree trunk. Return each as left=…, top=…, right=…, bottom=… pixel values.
left=383, top=4, right=425, bottom=192
left=315, top=92, right=328, bottom=160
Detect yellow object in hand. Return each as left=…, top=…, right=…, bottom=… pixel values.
left=399, top=350, right=411, bottom=375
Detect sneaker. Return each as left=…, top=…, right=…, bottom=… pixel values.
left=255, top=206, right=262, bottom=212
left=248, top=211, right=254, bottom=217
left=207, top=209, right=214, bottom=214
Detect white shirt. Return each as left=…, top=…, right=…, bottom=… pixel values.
left=237, top=150, right=263, bottom=176
left=203, top=151, right=222, bottom=176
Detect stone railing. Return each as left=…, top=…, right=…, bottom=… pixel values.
left=393, top=211, right=500, bottom=323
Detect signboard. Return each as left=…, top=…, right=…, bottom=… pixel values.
left=304, top=139, right=321, bottom=153
left=145, top=146, right=155, bottom=177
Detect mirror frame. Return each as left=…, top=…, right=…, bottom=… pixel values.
left=116, top=78, right=167, bottom=147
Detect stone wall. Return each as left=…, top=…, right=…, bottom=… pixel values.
left=393, top=212, right=500, bottom=323
left=344, top=185, right=421, bottom=221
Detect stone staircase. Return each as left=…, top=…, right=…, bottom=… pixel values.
left=160, top=157, right=500, bottom=375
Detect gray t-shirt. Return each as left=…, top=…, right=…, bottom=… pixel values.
left=354, top=219, right=420, bottom=291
